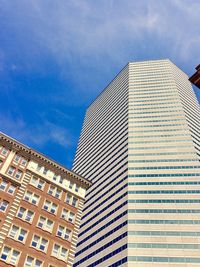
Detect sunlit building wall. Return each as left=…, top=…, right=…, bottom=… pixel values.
left=0, top=132, right=91, bottom=267
left=73, top=59, right=200, bottom=267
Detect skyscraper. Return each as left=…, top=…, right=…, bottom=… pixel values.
left=73, top=59, right=200, bottom=267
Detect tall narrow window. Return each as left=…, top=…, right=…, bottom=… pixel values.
left=18, top=229, right=27, bottom=242
left=66, top=194, right=71, bottom=204
left=69, top=212, right=75, bottom=223
left=72, top=197, right=78, bottom=207
left=61, top=208, right=68, bottom=220
left=1, top=148, right=8, bottom=156
left=21, top=158, right=27, bottom=166
left=0, top=246, right=10, bottom=261
left=0, top=181, right=7, bottom=191
left=0, top=200, right=9, bottom=212
left=15, top=170, right=23, bottom=180
left=43, top=168, right=48, bottom=175
left=75, top=185, right=79, bottom=193
left=37, top=165, right=42, bottom=172
left=10, top=250, right=20, bottom=265
left=7, top=166, right=15, bottom=176
left=9, top=225, right=18, bottom=239
left=69, top=182, right=74, bottom=190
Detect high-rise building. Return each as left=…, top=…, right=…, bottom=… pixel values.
left=73, top=59, right=200, bottom=267
left=0, top=132, right=91, bottom=267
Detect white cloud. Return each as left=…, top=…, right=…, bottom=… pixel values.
left=0, top=113, right=72, bottom=148
left=0, top=0, right=199, bottom=154
left=1, top=0, right=199, bottom=81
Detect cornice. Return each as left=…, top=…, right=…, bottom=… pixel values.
left=0, top=132, right=92, bottom=189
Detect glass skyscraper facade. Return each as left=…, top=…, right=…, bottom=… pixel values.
left=73, top=60, right=200, bottom=266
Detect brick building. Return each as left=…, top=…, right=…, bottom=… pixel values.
left=0, top=132, right=91, bottom=267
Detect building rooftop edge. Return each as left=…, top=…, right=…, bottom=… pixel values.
left=0, top=131, right=92, bottom=188
left=86, top=59, right=171, bottom=111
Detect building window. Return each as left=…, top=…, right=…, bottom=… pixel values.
left=7, top=166, right=23, bottom=180
left=66, top=194, right=78, bottom=207
left=25, top=256, right=43, bottom=267
left=53, top=175, right=63, bottom=184
left=14, top=155, right=20, bottom=163
left=36, top=164, right=42, bottom=172
left=57, top=225, right=72, bottom=241
left=15, top=169, right=23, bottom=179
left=0, top=246, right=20, bottom=265
left=24, top=191, right=40, bottom=205
left=48, top=185, right=62, bottom=199
left=69, top=182, right=80, bottom=192
left=43, top=168, right=48, bottom=175
left=31, top=235, right=48, bottom=252
left=17, top=207, right=34, bottom=223
left=31, top=176, right=37, bottom=186
left=9, top=225, right=27, bottom=243
left=0, top=181, right=8, bottom=191
left=7, top=166, right=15, bottom=176
left=14, top=155, right=27, bottom=166
left=53, top=174, right=57, bottom=181
left=48, top=185, right=54, bottom=195
left=61, top=209, right=75, bottom=223
left=69, top=182, right=74, bottom=190
left=0, top=159, right=3, bottom=167
left=66, top=194, right=71, bottom=204
left=55, top=188, right=61, bottom=199
left=37, top=216, right=54, bottom=232
left=21, top=158, right=27, bottom=166
left=0, top=200, right=9, bottom=212
left=59, top=177, right=63, bottom=184
left=52, top=243, right=68, bottom=261
left=8, top=225, right=18, bottom=239
left=61, top=208, right=68, bottom=220
left=0, top=181, right=15, bottom=194
left=30, top=176, right=45, bottom=190
left=1, top=147, right=8, bottom=156
left=43, top=200, right=58, bottom=214
left=38, top=179, right=45, bottom=190
left=7, top=185, right=16, bottom=195
left=72, top=197, right=78, bottom=207
left=69, top=212, right=75, bottom=223
left=75, top=185, right=79, bottom=193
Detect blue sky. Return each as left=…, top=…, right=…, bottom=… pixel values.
left=0, top=0, right=200, bottom=168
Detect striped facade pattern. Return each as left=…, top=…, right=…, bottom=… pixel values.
left=73, top=60, right=200, bottom=267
